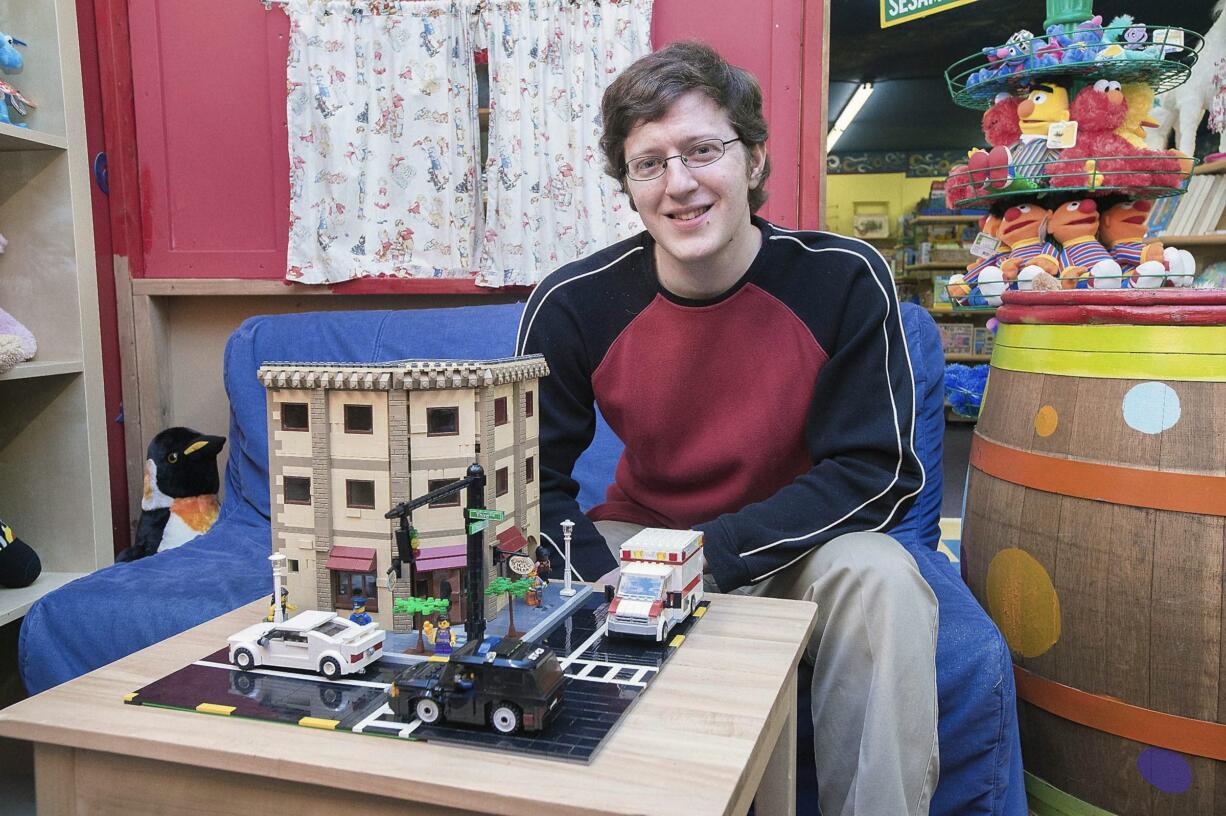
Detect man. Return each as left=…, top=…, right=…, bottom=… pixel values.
left=516, top=42, right=937, bottom=816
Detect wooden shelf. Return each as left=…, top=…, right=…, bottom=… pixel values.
left=908, top=262, right=971, bottom=271
left=131, top=277, right=528, bottom=297
left=1193, top=157, right=1226, bottom=175
left=0, top=123, right=67, bottom=151
left=0, top=572, right=86, bottom=627
left=0, top=359, right=84, bottom=381
left=945, top=353, right=992, bottom=363
left=1147, top=233, right=1226, bottom=247
left=913, top=215, right=981, bottom=224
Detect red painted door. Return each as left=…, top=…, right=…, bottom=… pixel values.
left=125, top=0, right=824, bottom=279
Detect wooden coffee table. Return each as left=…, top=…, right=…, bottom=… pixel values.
left=0, top=593, right=816, bottom=815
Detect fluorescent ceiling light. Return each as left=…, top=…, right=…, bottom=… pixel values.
left=827, top=82, right=874, bottom=152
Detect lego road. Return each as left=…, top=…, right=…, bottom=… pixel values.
left=126, top=595, right=710, bottom=763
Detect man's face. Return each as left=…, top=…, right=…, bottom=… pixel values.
left=622, top=91, right=765, bottom=282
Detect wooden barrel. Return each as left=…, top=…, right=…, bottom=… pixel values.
left=962, top=289, right=1226, bottom=816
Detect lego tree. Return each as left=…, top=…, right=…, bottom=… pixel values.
left=393, top=595, right=451, bottom=653
left=486, top=576, right=534, bottom=638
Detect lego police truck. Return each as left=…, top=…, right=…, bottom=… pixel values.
left=605, top=528, right=704, bottom=642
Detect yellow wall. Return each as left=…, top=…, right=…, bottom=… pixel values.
left=824, top=173, right=944, bottom=237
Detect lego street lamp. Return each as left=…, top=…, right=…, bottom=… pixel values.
left=559, top=519, right=576, bottom=597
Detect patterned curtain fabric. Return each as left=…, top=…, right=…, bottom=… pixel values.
left=286, top=0, right=481, bottom=283
left=476, top=0, right=650, bottom=287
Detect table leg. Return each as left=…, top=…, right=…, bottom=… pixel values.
left=34, top=744, right=77, bottom=815
left=756, top=670, right=798, bottom=816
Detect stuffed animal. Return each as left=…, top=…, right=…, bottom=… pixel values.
left=950, top=213, right=1010, bottom=304
left=997, top=203, right=1060, bottom=288
left=0, top=306, right=35, bottom=375
left=945, top=162, right=974, bottom=209
left=116, top=427, right=225, bottom=562
left=1046, top=198, right=1123, bottom=288
left=1149, top=1, right=1226, bottom=158
left=0, top=516, right=41, bottom=588
left=1099, top=199, right=1169, bottom=287
left=0, top=31, right=33, bottom=127
left=1009, top=83, right=1070, bottom=184
left=966, top=94, right=1023, bottom=193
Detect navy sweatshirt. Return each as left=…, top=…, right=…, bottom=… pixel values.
left=516, top=216, right=925, bottom=592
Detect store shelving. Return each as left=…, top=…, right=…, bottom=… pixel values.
left=0, top=0, right=111, bottom=592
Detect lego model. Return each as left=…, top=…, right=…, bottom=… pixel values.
left=389, top=635, right=566, bottom=734
left=259, top=356, right=548, bottom=634
left=605, top=529, right=705, bottom=642
left=227, top=609, right=386, bottom=679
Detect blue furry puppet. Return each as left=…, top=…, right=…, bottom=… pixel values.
left=945, top=364, right=990, bottom=418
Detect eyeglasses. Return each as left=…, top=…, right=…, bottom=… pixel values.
left=623, top=138, right=742, bottom=182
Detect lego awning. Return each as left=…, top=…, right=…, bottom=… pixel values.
left=325, top=545, right=377, bottom=573
left=417, top=543, right=467, bottom=573
left=496, top=526, right=529, bottom=554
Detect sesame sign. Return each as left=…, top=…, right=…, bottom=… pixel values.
left=881, top=0, right=979, bottom=29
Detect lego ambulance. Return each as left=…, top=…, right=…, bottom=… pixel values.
left=605, top=528, right=704, bottom=641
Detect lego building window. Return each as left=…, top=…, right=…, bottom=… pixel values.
left=496, top=466, right=509, bottom=497
left=344, top=404, right=374, bottom=434
left=427, top=406, right=460, bottom=436
left=346, top=479, right=376, bottom=509
left=288, top=559, right=299, bottom=572
left=332, top=570, right=380, bottom=612
left=525, top=390, right=534, bottom=417
left=494, top=396, right=508, bottom=426
left=428, top=479, right=461, bottom=507
left=281, top=402, right=309, bottom=431
left=284, top=476, right=312, bottom=505
left=525, top=456, right=535, bottom=484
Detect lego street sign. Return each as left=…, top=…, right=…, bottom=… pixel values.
left=467, top=520, right=488, bottom=534
left=507, top=555, right=534, bottom=576
left=880, top=0, right=978, bottom=28
left=466, top=508, right=506, bottom=521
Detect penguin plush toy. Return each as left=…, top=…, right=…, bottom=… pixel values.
left=0, top=516, right=41, bottom=588
left=117, top=427, right=225, bottom=562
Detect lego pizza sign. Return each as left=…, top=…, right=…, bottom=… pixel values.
left=507, top=555, right=534, bottom=576
left=881, top=0, right=978, bottom=28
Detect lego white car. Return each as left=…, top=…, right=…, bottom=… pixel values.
left=227, top=610, right=385, bottom=679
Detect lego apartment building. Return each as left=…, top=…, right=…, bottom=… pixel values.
left=258, top=356, right=549, bottom=632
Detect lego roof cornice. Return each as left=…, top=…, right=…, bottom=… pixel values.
left=258, top=355, right=550, bottom=391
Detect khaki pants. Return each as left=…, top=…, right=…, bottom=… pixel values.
left=595, top=521, right=939, bottom=816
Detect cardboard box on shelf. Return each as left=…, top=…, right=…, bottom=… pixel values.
left=974, top=326, right=995, bottom=356
left=938, top=323, right=975, bottom=355
left=932, top=275, right=954, bottom=310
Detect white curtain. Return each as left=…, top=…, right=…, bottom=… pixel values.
left=286, top=0, right=481, bottom=283
left=476, top=0, right=650, bottom=287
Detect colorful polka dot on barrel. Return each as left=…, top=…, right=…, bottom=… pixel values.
left=1137, top=747, right=1192, bottom=794
left=986, top=548, right=1061, bottom=658
left=1034, top=405, right=1058, bottom=437
left=1122, top=382, right=1181, bottom=435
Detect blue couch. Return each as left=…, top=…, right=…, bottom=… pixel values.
left=20, top=302, right=1024, bottom=815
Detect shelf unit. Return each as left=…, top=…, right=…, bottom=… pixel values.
left=0, top=0, right=111, bottom=614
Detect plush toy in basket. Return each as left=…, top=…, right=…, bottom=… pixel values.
left=116, top=427, right=225, bottom=562
left=0, top=31, right=34, bottom=127
left=0, top=516, right=41, bottom=589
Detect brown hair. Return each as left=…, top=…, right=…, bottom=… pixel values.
left=600, top=41, right=771, bottom=213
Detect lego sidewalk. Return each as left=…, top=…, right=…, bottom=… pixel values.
left=381, top=581, right=594, bottom=664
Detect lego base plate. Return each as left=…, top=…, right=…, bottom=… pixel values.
left=125, top=594, right=710, bottom=764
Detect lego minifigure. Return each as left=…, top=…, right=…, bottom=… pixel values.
left=265, top=587, right=296, bottom=622
left=350, top=594, right=372, bottom=625
left=432, top=618, right=454, bottom=655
